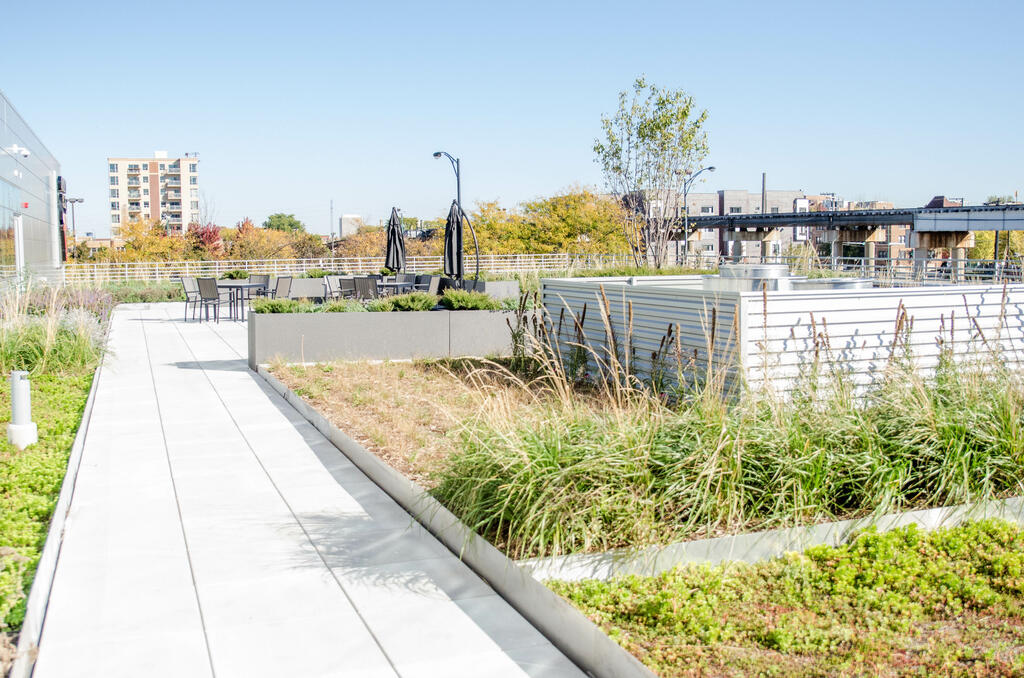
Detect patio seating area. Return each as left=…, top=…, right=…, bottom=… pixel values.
left=179, top=274, right=450, bottom=320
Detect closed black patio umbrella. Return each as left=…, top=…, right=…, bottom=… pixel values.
left=443, top=199, right=463, bottom=281
left=384, top=207, right=406, bottom=273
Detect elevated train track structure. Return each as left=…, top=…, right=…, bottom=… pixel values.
left=686, top=204, right=1024, bottom=278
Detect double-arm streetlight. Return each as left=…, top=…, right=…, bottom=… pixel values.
left=681, top=165, right=715, bottom=263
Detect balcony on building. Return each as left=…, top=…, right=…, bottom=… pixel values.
left=127, top=178, right=141, bottom=187
left=164, top=164, right=181, bottom=174
left=127, top=190, right=141, bottom=199
left=126, top=164, right=141, bottom=174
left=164, top=178, right=181, bottom=188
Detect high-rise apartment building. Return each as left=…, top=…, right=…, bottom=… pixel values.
left=107, top=151, right=199, bottom=236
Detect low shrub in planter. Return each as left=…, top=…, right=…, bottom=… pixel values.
left=304, top=268, right=343, bottom=279
left=219, top=269, right=249, bottom=280
left=367, top=292, right=439, bottom=312
left=250, top=298, right=316, bottom=313
left=439, top=289, right=501, bottom=311
left=321, top=300, right=367, bottom=313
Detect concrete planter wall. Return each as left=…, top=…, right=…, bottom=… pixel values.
left=520, top=496, right=1024, bottom=582
left=465, top=279, right=520, bottom=300
left=248, top=309, right=518, bottom=369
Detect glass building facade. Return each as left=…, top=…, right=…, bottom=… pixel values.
left=0, top=89, right=62, bottom=282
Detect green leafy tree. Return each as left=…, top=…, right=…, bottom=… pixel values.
left=262, top=213, right=306, bottom=232
left=288, top=231, right=330, bottom=259
left=985, top=195, right=1017, bottom=205
left=594, top=76, right=709, bottom=267
left=468, top=189, right=627, bottom=254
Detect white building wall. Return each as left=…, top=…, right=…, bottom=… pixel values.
left=0, top=90, right=62, bottom=281
left=542, top=278, right=1024, bottom=396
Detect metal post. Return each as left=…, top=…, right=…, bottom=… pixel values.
left=8, top=371, right=38, bottom=449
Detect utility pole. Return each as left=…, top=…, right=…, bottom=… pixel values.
left=761, top=172, right=766, bottom=214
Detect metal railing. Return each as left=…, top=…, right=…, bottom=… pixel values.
left=712, top=254, right=1024, bottom=285
left=60, top=251, right=1024, bottom=286
left=62, top=253, right=638, bottom=284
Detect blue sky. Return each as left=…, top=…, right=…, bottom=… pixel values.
left=4, top=0, right=1022, bottom=237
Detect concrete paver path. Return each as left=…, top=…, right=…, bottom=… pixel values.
left=32, top=303, right=585, bottom=678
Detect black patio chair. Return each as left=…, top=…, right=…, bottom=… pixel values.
left=196, top=277, right=228, bottom=322
left=179, top=276, right=200, bottom=321
left=338, top=277, right=356, bottom=299
left=250, top=274, right=270, bottom=297
left=354, top=277, right=379, bottom=300
left=324, top=275, right=351, bottom=300
left=271, top=276, right=292, bottom=299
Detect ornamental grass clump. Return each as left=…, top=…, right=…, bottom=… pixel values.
left=0, top=286, right=107, bottom=374
left=431, top=291, right=1024, bottom=559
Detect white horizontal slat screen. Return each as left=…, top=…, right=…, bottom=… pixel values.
left=743, top=284, right=1024, bottom=392
left=541, top=277, right=743, bottom=391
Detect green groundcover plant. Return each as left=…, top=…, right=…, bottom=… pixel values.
left=0, top=286, right=107, bottom=644
left=1, top=373, right=94, bottom=634
left=550, top=520, right=1024, bottom=677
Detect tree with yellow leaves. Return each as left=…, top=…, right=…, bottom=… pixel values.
left=113, top=219, right=187, bottom=261
left=466, top=188, right=628, bottom=255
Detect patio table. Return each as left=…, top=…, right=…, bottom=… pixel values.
left=217, top=281, right=266, bottom=321
left=376, top=281, right=415, bottom=295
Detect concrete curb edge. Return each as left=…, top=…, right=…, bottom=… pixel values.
left=10, top=352, right=105, bottom=678
left=519, top=497, right=1024, bottom=582
left=256, top=365, right=657, bottom=678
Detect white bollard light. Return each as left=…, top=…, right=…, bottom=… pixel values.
left=8, top=370, right=38, bottom=450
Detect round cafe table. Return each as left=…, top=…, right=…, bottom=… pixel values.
left=216, top=281, right=266, bottom=321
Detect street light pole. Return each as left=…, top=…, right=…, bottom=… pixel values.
left=433, top=151, right=461, bottom=217
left=681, top=166, right=715, bottom=265
left=433, top=150, right=479, bottom=285
left=67, top=197, right=84, bottom=246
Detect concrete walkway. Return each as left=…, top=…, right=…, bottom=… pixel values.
left=33, top=303, right=585, bottom=678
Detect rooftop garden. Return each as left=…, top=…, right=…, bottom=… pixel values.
left=270, top=285, right=1024, bottom=674
left=0, top=286, right=111, bottom=671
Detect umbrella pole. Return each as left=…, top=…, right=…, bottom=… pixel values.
left=461, top=209, right=481, bottom=283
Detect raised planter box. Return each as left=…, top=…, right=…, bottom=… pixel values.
left=248, top=309, right=518, bottom=369
left=464, top=279, right=520, bottom=300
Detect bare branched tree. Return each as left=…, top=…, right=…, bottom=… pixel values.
left=199, top=191, right=217, bottom=227
left=594, top=76, right=709, bottom=268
